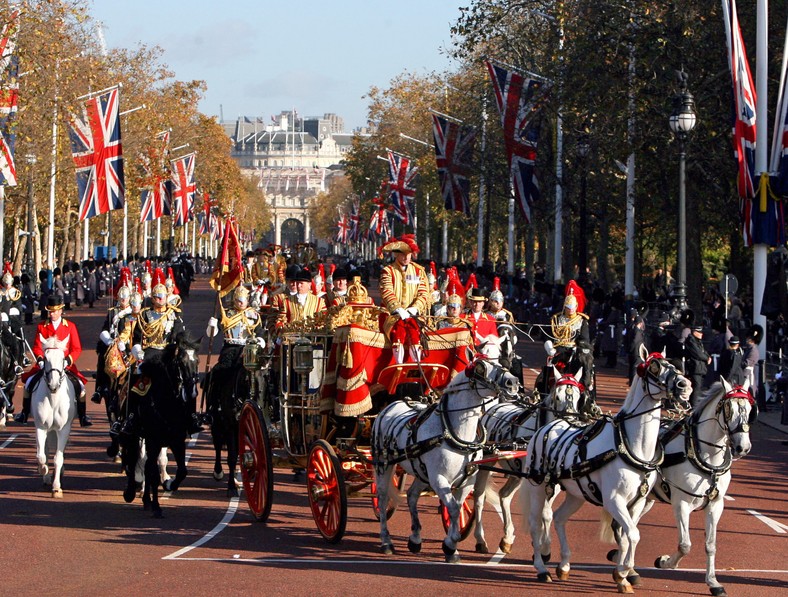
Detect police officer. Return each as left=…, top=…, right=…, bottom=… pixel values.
left=718, top=336, right=745, bottom=386
left=684, top=325, right=711, bottom=407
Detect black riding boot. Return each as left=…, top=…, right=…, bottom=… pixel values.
left=77, top=400, right=93, bottom=427
left=14, top=394, right=31, bottom=424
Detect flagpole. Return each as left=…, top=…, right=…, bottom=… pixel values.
left=0, top=186, right=5, bottom=265
left=143, top=220, right=148, bottom=258
left=122, top=201, right=128, bottom=262
left=476, top=99, right=488, bottom=268
left=76, top=83, right=121, bottom=101
left=156, top=218, right=161, bottom=256
left=753, top=0, right=768, bottom=392
left=83, top=219, right=89, bottom=260
left=47, top=73, right=59, bottom=269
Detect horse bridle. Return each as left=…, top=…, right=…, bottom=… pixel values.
left=636, top=355, right=692, bottom=418
left=717, top=386, right=757, bottom=434
left=43, top=347, right=66, bottom=391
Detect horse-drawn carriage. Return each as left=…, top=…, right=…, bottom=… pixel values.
left=236, top=278, right=499, bottom=543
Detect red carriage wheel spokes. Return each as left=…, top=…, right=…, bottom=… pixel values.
left=439, top=490, right=476, bottom=541
left=239, top=401, right=274, bottom=522
left=307, top=440, right=347, bottom=543
left=371, top=466, right=407, bottom=521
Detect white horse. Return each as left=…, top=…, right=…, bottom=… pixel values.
left=31, top=337, right=76, bottom=497
left=473, top=367, right=586, bottom=555
left=639, top=377, right=754, bottom=597
left=522, top=348, right=692, bottom=593
left=372, top=358, right=520, bottom=562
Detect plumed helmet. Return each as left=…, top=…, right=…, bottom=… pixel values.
left=142, top=271, right=152, bottom=285
left=152, top=283, right=167, bottom=298
left=563, top=293, right=578, bottom=312
left=130, top=292, right=143, bottom=308
left=1, top=272, right=12, bottom=286
left=233, top=285, right=250, bottom=303
left=489, top=276, right=503, bottom=304
left=117, top=285, right=131, bottom=301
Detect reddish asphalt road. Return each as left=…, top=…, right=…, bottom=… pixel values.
left=1, top=276, right=786, bottom=597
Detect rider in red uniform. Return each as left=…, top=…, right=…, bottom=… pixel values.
left=15, top=295, right=91, bottom=426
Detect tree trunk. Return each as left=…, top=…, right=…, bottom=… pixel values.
left=597, top=206, right=610, bottom=292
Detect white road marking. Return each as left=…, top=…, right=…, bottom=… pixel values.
left=163, top=496, right=240, bottom=560
left=724, top=495, right=734, bottom=501
left=747, top=509, right=788, bottom=534
left=0, top=434, right=18, bottom=449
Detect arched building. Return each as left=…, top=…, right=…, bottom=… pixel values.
left=223, top=112, right=363, bottom=248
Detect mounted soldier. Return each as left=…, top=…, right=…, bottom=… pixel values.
left=16, top=295, right=91, bottom=427
left=93, top=283, right=133, bottom=405
left=128, top=281, right=201, bottom=435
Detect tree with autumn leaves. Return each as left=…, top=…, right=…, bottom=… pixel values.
left=340, top=0, right=787, bottom=312
left=1, top=0, right=268, bottom=272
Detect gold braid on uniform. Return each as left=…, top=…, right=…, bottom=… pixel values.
left=221, top=309, right=257, bottom=337
left=138, top=308, right=177, bottom=349
left=551, top=312, right=589, bottom=347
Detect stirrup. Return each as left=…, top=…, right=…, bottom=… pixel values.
left=14, top=365, right=24, bottom=376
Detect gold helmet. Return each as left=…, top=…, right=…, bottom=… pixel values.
left=152, top=283, right=167, bottom=298
left=233, top=285, right=249, bottom=304
left=563, top=293, right=578, bottom=313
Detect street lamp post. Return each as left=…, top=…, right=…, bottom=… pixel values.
left=25, top=154, right=37, bottom=275
left=668, top=71, right=697, bottom=314
left=576, top=135, right=590, bottom=282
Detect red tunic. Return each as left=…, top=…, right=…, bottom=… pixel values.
left=462, top=312, right=499, bottom=347
left=22, top=318, right=86, bottom=383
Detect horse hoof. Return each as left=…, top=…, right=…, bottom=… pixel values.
left=213, top=470, right=224, bottom=481
left=227, top=485, right=239, bottom=498
left=380, top=543, right=395, bottom=555
left=710, top=587, right=727, bottom=597
left=608, top=549, right=620, bottom=563
left=556, top=567, right=569, bottom=581
left=123, top=487, right=136, bottom=503
left=627, top=574, right=641, bottom=587
left=617, top=583, right=634, bottom=594
left=43, top=474, right=52, bottom=486
left=654, top=555, right=668, bottom=569
left=407, top=538, right=422, bottom=554
left=162, top=479, right=173, bottom=492
left=51, top=489, right=63, bottom=499
left=499, top=538, right=512, bottom=554
left=475, top=542, right=489, bottom=554
left=536, top=572, right=553, bottom=583
left=441, top=542, right=459, bottom=563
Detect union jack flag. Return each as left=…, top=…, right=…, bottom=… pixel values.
left=171, top=153, right=196, bottom=227
left=0, top=10, right=20, bottom=187
left=486, top=60, right=550, bottom=223
left=387, top=151, right=418, bottom=224
left=139, top=130, right=172, bottom=222
left=724, top=0, right=783, bottom=246
left=432, top=114, right=476, bottom=215
left=336, top=213, right=350, bottom=243
left=211, top=213, right=221, bottom=241
left=773, top=75, right=788, bottom=199
left=68, top=88, right=125, bottom=221
left=369, top=203, right=391, bottom=240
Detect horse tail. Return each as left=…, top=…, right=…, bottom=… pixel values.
left=598, top=509, right=616, bottom=544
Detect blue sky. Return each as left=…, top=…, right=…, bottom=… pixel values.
left=91, top=0, right=462, bottom=130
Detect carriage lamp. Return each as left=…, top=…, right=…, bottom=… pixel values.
left=292, top=337, right=314, bottom=375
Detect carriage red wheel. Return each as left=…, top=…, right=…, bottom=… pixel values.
left=439, top=491, right=476, bottom=541
left=239, top=400, right=273, bottom=522
left=307, top=440, right=347, bottom=543
left=371, top=467, right=407, bottom=521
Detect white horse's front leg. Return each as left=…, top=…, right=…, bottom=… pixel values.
left=553, top=491, right=583, bottom=581
left=51, top=422, right=73, bottom=497
left=656, top=499, right=694, bottom=570
left=472, top=469, right=491, bottom=553
left=526, top=483, right=552, bottom=581
left=704, top=498, right=726, bottom=596
left=437, top=479, right=472, bottom=563
left=406, top=478, right=426, bottom=554
left=157, top=447, right=171, bottom=486
left=607, top=496, right=641, bottom=594
left=35, top=427, right=49, bottom=481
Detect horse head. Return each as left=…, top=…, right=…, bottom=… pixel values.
left=174, top=332, right=200, bottom=402
left=550, top=367, right=584, bottom=416
left=464, top=356, right=520, bottom=399
left=717, top=377, right=754, bottom=458
left=40, top=335, right=68, bottom=392
left=636, top=346, right=692, bottom=415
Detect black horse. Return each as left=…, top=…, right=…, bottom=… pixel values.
left=0, top=338, right=17, bottom=419
left=120, top=332, right=200, bottom=518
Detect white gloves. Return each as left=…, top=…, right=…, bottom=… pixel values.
left=99, top=330, right=112, bottom=346
left=206, top=317, right=218, bottom=338
left=0, top=312, right=7, bottom=322
left=131, top=344, right=144, bottom=361
left=256, top=337, right=266, bottom=348
left=544, top=340, right=556, bottom=357
left=117, top=341, right=126, bottom=352
left=395, top=308, right=410, bottom=320
left=8, top=307, right=19, bottom=316
left=406, top=307, right=419, bottom=317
